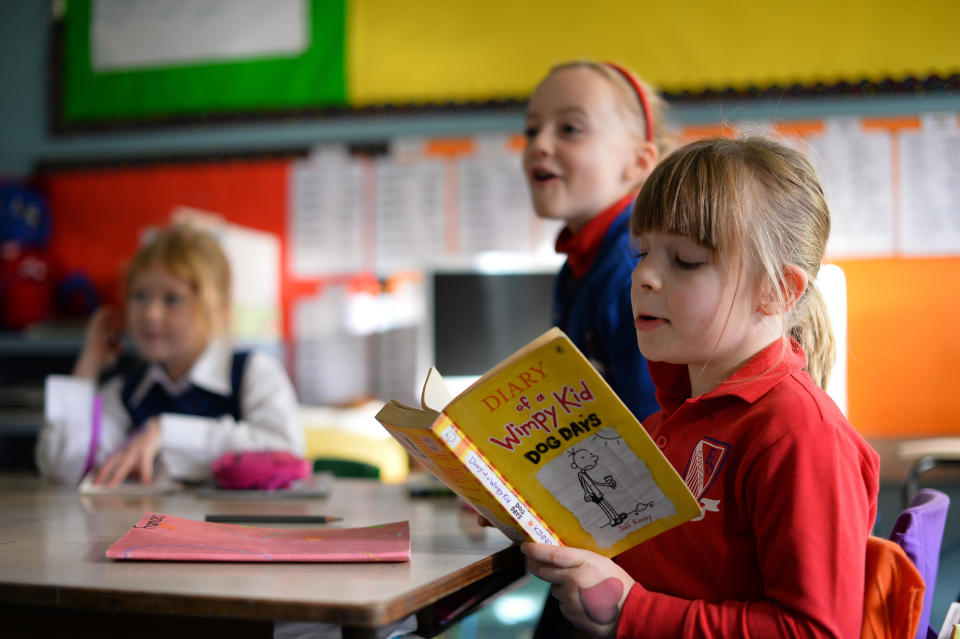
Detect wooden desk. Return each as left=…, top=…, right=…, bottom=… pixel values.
left=0, top=476, right=525, bottom=638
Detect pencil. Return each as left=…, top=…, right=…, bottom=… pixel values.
left=205, top=514, right=343, bottom=524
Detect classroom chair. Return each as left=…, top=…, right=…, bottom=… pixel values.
left=889, top=488, right=951, bottom=639
left=312, top=457, right=381, bottom=479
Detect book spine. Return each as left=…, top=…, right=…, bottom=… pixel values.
left=435, top=415, right=560, bottom=546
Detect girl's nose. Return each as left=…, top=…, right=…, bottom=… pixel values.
left=527, top=130, right=551, bottom=157
left=631, top=259, right=662, bottom=291
left=143, top=298, right=165, bottom=320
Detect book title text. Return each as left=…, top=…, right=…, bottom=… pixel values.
left=488, top=380, right=603, bottom=464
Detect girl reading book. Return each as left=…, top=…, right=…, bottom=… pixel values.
left=522, top=137, right=880, bottom=638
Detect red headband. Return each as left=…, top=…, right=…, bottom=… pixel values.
left=605, top=62, right=654, bottom=143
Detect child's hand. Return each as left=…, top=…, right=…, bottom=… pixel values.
left=522, top=542, right=635, bottom=639
left=73, top=307, right=125, bottom=379
left=93, top=418, right=161, bottom=487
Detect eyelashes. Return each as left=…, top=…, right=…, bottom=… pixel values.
left=522, top=122, right=584, bottom=140
left=629, top=251, right=704, bottom=270
left=675, top=258, right=703, bottom=270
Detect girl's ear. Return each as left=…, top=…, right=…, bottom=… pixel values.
left=626, top=141, right=659, bottom=185
left=204, top=299, right=230, bottom=337
left=758, top=265, right=808, bottom=316
left=216, top=300, right=231, bottom=334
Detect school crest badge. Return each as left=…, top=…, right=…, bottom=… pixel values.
left=681, top=437, right=729, bottom=521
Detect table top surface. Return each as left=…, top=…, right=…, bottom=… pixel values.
left=0, top=475, right=522, bottom=628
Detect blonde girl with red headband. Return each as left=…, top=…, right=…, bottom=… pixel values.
left=523, top=61, right=671, bottom=423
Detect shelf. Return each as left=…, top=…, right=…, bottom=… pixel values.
left=0, top=332, right=83, bottom=356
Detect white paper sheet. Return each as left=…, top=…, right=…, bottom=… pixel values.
left=374, top=160, right=447, bottom=272
left=292, top=287, right=370, bottom=406
left=92, top=0, right=308, bottom=71
left=289, top=147, right=369, bottom=276
left=457, top=154, right=538, bottom=254
left=898, top=113, right=960, bottom=256
left=806, top=118, right=896, bottom=259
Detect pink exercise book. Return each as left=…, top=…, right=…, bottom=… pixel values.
left=105, top=513, right=411, bottom=562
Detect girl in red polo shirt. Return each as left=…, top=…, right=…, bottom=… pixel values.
left=523, top=137, right=880, bottom=639
left=523, top=60, right=671, bottom=422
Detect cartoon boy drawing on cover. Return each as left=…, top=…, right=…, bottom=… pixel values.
left=570, top=448, right=627, bottom=527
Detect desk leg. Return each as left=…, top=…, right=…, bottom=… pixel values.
left=416, top=560, right=526, bottom=638
left=903, top=456, right=960, bottom=508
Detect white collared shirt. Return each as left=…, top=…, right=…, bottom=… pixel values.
left=36, top=339, right=304, bottom=484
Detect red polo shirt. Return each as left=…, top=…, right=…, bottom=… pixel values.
left=616, top=339, right=880, bottom=639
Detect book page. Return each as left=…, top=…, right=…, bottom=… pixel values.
left=421, top=367, right=453, bottom=412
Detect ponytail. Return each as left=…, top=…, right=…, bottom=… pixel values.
left=790, top=282, right=835, bottom=390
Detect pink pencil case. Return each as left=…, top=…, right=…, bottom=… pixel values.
left=212, top=451, right=312, bottom=490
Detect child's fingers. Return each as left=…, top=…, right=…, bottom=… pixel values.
left=521, top=542, right=587, bottom=569
left=138, top=449, right=154, bottom=485
left=523, top=545, right=591, bottom=586
left=92, top=458, right=114, bottom=485
left=106, top=456, right=136, bottom=488
left=94, top=454, right=128, bottom=487
left=528, top=559, right=579, bottom=587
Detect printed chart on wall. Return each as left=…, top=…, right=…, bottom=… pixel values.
left=287, top=134, right=561, bottom=278
left=679, top=113, right=960, bottom=259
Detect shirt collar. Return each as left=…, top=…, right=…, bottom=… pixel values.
left=649, top=338, right=806, bottom=415
left=127, top=339, right=234, bottom=408
left=554, top=193, right=636, bottom=278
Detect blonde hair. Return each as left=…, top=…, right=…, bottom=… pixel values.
left=631, top=136, right=836, bottom=389
left=544, top=61, right=673, bottom=158
left=125, top=223, right=231, bottom=334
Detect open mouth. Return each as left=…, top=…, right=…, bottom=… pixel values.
left=531, top=168, right=557, bottom=182
left=634, top=314, right=667, bottom=331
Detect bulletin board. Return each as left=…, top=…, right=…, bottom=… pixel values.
left=54, top=0, right=960, bottom=130
left=55, top=0, right=347, bottom=129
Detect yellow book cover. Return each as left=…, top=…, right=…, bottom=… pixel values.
left=375, top=327, right=700, bottom=557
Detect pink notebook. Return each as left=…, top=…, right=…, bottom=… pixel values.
left=106, top=513, right=410, bottom=562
